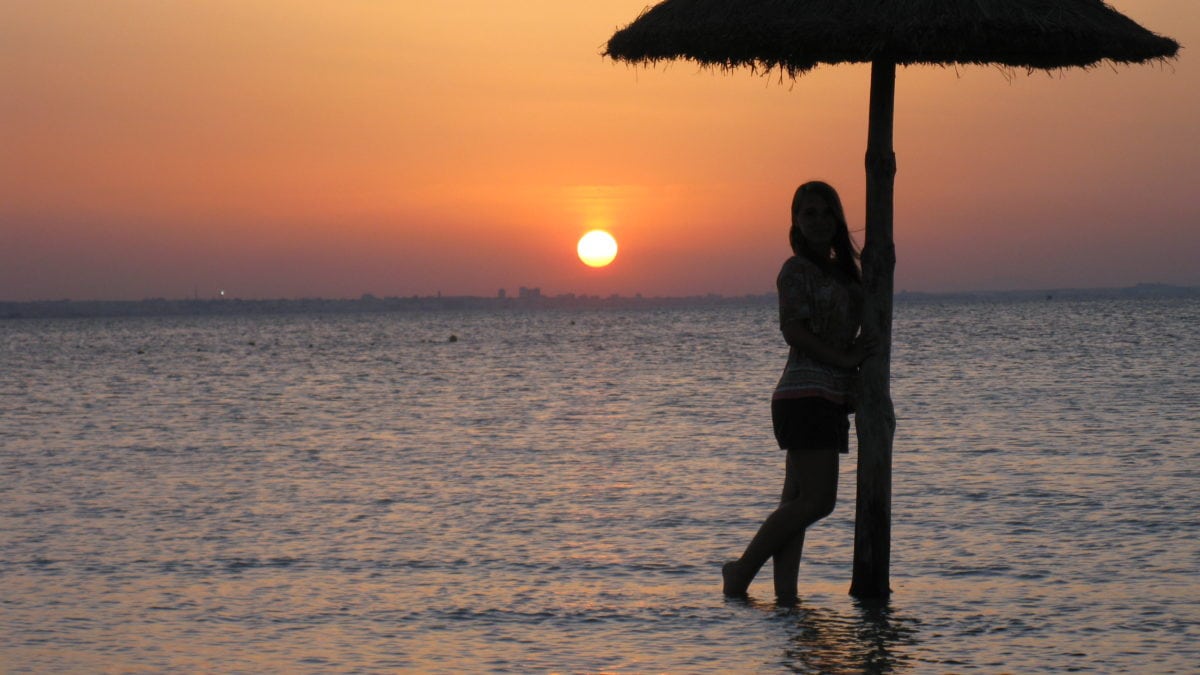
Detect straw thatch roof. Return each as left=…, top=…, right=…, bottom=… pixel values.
left=606, top=0, right=1180, bottom=76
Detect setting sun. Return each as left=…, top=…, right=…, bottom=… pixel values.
left=577, top=230, right=618, bottom=268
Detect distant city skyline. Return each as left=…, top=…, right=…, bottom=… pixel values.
left=4, top=282, right=1195, bottom=322
left=6, top=281, right=1195, bottom=314
left=3, top=1, right=1198, bottom=301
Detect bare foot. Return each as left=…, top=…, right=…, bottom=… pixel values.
left=722, top=560, right=751, bottom=597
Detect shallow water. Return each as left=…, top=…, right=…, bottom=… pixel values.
left=2, top=297, right=1197, bottom=672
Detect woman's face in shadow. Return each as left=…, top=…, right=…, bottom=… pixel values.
left=793, top=193, right=837, bottom=249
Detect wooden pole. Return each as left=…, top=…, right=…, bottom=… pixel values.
left=851, top=59, right=897, bottom=599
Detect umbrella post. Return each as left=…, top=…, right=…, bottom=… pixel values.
left=851, top=59, right=897, bottom=599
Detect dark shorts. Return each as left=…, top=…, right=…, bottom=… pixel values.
left=772, top=397, right=850, bottom=453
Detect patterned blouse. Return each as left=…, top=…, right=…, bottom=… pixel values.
left=772, top=255, right=864, bottom=407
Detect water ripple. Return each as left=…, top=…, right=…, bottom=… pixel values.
left=2, top=299, right=1197, bottom=672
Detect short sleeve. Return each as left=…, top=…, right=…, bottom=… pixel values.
left=777, top=257, right=814, bottom=328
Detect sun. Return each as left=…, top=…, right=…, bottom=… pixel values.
left=577, top=230, right=618, bottom=268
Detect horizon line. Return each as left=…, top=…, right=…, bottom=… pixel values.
left=2, top=281, right=1197, bottom=306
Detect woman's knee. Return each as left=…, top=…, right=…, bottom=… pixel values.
left=784, top=449, right=839, bottom=520
left=811, top=492, right=837, bottom=521
left=779, top=489, right=836, bottom=523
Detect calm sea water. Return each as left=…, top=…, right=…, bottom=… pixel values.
left=2, top=297, right=1197, bottom=673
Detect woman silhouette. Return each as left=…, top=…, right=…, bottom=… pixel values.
left=722, top=181, right=873, bottom=602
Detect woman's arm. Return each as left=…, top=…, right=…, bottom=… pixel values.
left=781, top=322, right=875, bottom=370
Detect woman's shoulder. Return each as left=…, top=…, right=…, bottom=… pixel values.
left=781, top=253, right=861, bottom=288
left=780, top=254, right=814, bottom=273
left=777, top=256, right=821, bottom=296
left=779, top=254, right=823, bottom=281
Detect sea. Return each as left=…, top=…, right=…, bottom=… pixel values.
left=2, top=295, right=1197, bottom=673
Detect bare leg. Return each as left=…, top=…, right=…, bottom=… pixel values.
left=723, top=449, right=839, bottom=597
left=772, top=533, right=804, bottom=603
left=773, top=454, right=805, bottom=602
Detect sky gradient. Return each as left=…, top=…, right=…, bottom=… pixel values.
left=2, top=1, right=1197, bottom=301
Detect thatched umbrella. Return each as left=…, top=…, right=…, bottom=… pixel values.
left=605, top=0, right=1179, bottom=599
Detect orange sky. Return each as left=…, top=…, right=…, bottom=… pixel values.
left=2, top=1, right=1197, bottom=300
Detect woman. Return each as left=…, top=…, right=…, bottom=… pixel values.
left=722, top=181, right=873, bottom=602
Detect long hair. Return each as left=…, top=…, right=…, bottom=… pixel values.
left=789, top=181, right=862, bottom=285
